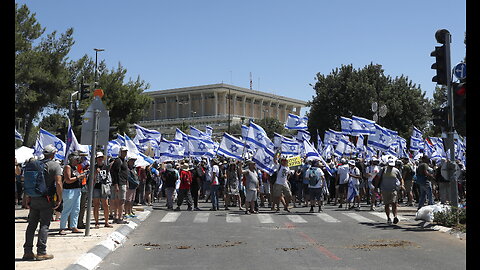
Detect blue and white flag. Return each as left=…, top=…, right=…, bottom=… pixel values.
left=347, top=180, right=358, bottom=203
left=245, top=122, right=274, bottom=152
left=410, top=136, right=423, bottom=152
left=158, top=138, right=185, bottom=161
left=34, top=128, right=66, bottom=160
left=65, top=119, right=89, bottom=164
left=285, top=113, right=308, bottom=130
left=316, top=129, right=323, bottom=151
left=325, top=129, right=342, bottom=146
left=355, top=134, right=365, bottom=154
left=134, top=124, right=161, bottom=143
left=107, top=140, right=121, bottom=158
left=205, top=126, right=213, bottom=137
left=241, top=125, right=249, bottom=140
left=367, top=124, right=393, bottom=151
left=124, top=133, right=141, bottom=159
left=430, top=137, right=447, bottom=159
left=252, top=146, right=276, bottom=175
left=217, top=133, right=245, bottom=161
left=296, top=129, right=311, bottom=142
left=334, top=136, right=352, bottom=157
left=190, top=126, right=210, bottom=140
left=281, top=138, right=301, bottom=156
left=351, top=116, right=375, bottom=136
left=115, top=133, right=126, bottom=146
left=187, top=135, right=215, bottom=158
left=340, top=116, right=353, bottom=135
left=412, top=126, right=423, bottom=139
left=303, top=140, right=333, bottom=176
left=15, top=129, right=23, bottom=141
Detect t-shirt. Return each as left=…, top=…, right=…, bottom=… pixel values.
left=43, top=158, right=62, bottom=193
left=111, top=157, right=128, bottom=186
left=337, top=164, right=350, bottom=185
left=415, top=162, right=429, bottom=185
left=349, top=167, right=361, bottom=186
left=380, top=167, right=402, bottom=192
left=243, top=169, right=259, bottom=191
left=94, top=163, right=111, bottom=189
left=275, top=164, right=291, bottom=186
left=179, top=170, right=192, bottom=189
left=211, top=165, right=220, bottom=186
left=308, top=167, right=325, bottom=189
left=366, top=165, right=380, bottom=183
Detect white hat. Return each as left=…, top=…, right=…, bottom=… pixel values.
left=96, top=152, right=105, bottom=158
left=387, top=158, right=396, bottom=166
left=348, top=160, right=356, bottom=166
left=43, top=144, right=57, bottom=155
left=119, top=146, right=128, bottom=152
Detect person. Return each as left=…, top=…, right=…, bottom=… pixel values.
left=191, top=161, right=204, bottom=211
left=307, top=160, right=326, bottom=212
left=300, top=160, right=312, bottom=207
left=144, top=164, right=155, bottom=206
left=125, top=156, right=139, bottom=218
left=76, top=153, right=89, bottom=229
left=347, top=160, right=362, bottom=210
left=22, top=145, right=63, bottom=261
left=59, top=151, right=86, bottom=235
left=92, top=152, right=113, bottom=228
left=379, top=158, right=404, bottom=225
left=209, top=159, right=221, bottom=211
left=134, top=165, right=147, bottom=206
left=335, top=159, right=349, bottom=208
left=401, top=158, right=415, bottom=207
left=175, top=163, right=194, bottom=211
left=272, top=156, right=293, bottom=212
left=225, top=162, right=243, bottom=210
left=416, top=155, right=434, bottom=210
left=366, top=158, right=381, bottom=211
left=259, top=170, right=271, bottom=208
left=110, top=146, right=129, bottom=224
left=162, top=163, right=178, bottom=210
left=435, top=159, right=451, bottom=205
left=15, top=158, right=24, bottom=206
left=241, top=160, right=260, bottom=214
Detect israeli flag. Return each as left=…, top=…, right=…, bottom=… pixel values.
left=124, top=133, right=141, bottom=159
left=245, top=122, right=274, bottom=152
left=252, top=146, right=276, bottom=175
left=134, top=124, right=161, bottom=143
left=325, top=129, right=342, bottom=146
left=285, top=113, right=308, bottom=130
left=347, top=180, right=358, bottom=203
left=205, top=126, right=213, bottom=137
left=412, top=126, right=423, bottom=139
left=15, top=129, right=23, bottom=141
left=334, top=136, right=351, bottom=157
left=241, top=125, right=249, bottom=140
left=115, top=133, right=126, bottom=146
left=410, top=136, right=423, bottom=152
left=296, top=129, right=311, bottom=142
left=367, top=124, right=393, bottom=151
left=34, top=128, right=66, bottom=160
left=303, top=140, right=333, bottom=176
left=340, top=116, right=353, bottom=135
left=351, top=116, right=375, bottom=136
left=316, top=129, right=323, bottom=151
left=217, top=133, right=245, bottom=161
left=190, top=126, right=210, bottom=140
left=65, top=119, right=89, bottom=164
left=158, top=138, right=185, bottom=161
left=107, top=140, right=121, bottom=158
left=321, top=144, right=334, bottom=159
left=430, top=137, right=447, bottom=158
left=187, top=135, right=215, bottom=158
left=281, top=138, right=301, bottom=156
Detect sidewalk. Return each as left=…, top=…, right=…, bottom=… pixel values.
left=15, top=204, right=152, bottom=270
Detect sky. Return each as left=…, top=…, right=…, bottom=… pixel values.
left=17, top=0, right=466, bottom=117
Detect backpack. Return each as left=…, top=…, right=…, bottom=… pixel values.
left=127, top=169, right=140, bottom=189
left=307, top=168, right=320, bottom=186
left=164, top=170, right=178, bottom=188
left=24, top=159, right=53, bottom=197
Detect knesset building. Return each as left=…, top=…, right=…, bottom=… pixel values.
left=139, top=83, right=307, bottom=139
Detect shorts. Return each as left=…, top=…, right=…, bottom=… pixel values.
left=338, top=183, right=348, bottom=194
left=404, top=180, right=413, bottom=193
left=272, top=184, right=292, bottom=200
left=111, top=184, right=127, bottom=201
left=381, top=190, right=398, bottom=205
left=245, top=189, right=258, bottom=202
left=309, top=188, right=323, bottom=201
left=126, top=188, right=136, bottom=202
left=93, top=184, right=111, bottom=199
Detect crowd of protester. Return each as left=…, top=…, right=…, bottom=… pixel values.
left=16, top=144, right=466, bottom=260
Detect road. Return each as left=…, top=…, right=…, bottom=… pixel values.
left=98, top=201, right=465, bottom=270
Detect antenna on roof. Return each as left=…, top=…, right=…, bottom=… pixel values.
left=250, top=72, right=252, bottom=90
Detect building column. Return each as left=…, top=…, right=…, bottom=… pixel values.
left=200, top=92, right=205, bottom=116
left=242, top=96, right=246, bottom=116
left=224, top=92, right=228, bottom=116
left=164, top=97, right=168, bottom=119
left=232, top=93, right=237, bottom=116
left=251, top=98, right=256, bottom=118
left=152, top=98, right=156, bottom=120
left=283, top=103, right=288, bottom=122
left=176, top=95, right=180, bottom=118
left=188, top=93, right=192, bottom=117
left=214, top=92, right=218, bottom=116
left=275, top=102, right=280, bottom=119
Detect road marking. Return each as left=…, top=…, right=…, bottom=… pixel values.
left=160, top=212, right=181, bottom=223
left=257, top=214, right=274, bottom=223
left=286, top=215, right=308, bottom=223
left=314, top=213, right=341, bottom=223
left=193, top=213, right=210, bottom=223
left=369, top=211, right=407, bottom=221
left=342, top=212, right=375, bottom=223
left=297, top=231, right=342, bottom=261
left=226, top=213, right=241, bottom=223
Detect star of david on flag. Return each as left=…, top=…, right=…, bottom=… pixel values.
left=217, top=133, right=245, bottom=161
left=252, top=146, right=275, bottom=175
left=33, top=128, right=66, bottom=160
left=285, top=113, right=308, bottom=130
left=351, top=115, right=375, bottom=136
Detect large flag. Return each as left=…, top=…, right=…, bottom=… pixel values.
left=281, top=138, right=301, bottom=156
left=334, top=136, right=352, bottom=157
left=285, top=113, right=308, bottom=130
left=33, top=128, right=66, bottom=160
left=303, top=140, right=333, bottom=176
left=252, top=146, right=276, bottom=175
left=351, top=116, right=375, bottom=136
left=65, top=119, right=89, bottom=164
left=187, top=135, right=215, bottom=158
left=241, top=125, right=249, bottom=139
left=296, top=129, right=311, bottom=142
left=190, top=126, right=211, bottom=140
left=15, top=129, right=23, bottom=142
left=410, top=136, right=423, bottom=152
left=340, top=116, right=353, bottom=135
left=367, top=124, right=393, bottom=151
left=217, top=133, right=245, bottom=161
left=158, top=138, right=185, bottom=161
left=124, top=133, right=141, bottom=159
left=107, top=140, right=121, bottom=158
left=134, top=124, right=162, bottom=143
left=245, top=122, right=274, bottom=152
left=412, top=126, right=423, bottom=139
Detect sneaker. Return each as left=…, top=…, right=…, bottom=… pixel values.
left=36, top=253, right=54, bottom=261
left=22, top=252, right=36, bottom=261
left=318, top=207, right=323, bottom=212
left=309, top=207, right=314, bottom=213
left=284, top=207, right=291, bottom=212
left=387, top=218, right=392, bottom=225
left=174, top=207, right=181, bottom=211
left=393, top=217, right=399, bottom=224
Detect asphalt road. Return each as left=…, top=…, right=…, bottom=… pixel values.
left=98, top=201, right=466, bottom=270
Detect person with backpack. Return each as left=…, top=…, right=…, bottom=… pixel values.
left=416, top=155, right=434, bottom=210
left=162, top=163, right=178, bottom=210
left=22, top=145, right=63, bottom=261
left=175, top=163, right=194, bottom=211
left=307, top=160, right=326, bottom=213
left=59, top=151, right=87, bottom=235
left=401, top=158, right=415, bottom=207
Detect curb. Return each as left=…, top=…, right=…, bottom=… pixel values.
left=65, top=209, right=152, bottom=270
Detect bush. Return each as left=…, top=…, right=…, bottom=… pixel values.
left=433, top=207, right=466, bottom=228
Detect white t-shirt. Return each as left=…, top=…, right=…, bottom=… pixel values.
left=349, top=167, right=361, bottom=186
left=337, top=164, right=350, bottom=184
left=275, top=164, right=291, bottom=186
left=211, top=165, right=220, bottom=185
left=367, top=165, right=380, bottom=183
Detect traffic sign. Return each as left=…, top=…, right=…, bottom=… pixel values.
left=80, top=96, right=110, bottom=145
left=453, top=62, right=466, bottom=80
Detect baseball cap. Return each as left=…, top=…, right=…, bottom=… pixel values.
left=43, top=144, right=57, bottom=155
left=119, top=146, right=128, bottom=152
left=96, top=152, right=105, bottom=158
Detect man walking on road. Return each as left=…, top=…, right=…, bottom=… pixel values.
left=380, top=158, right=404, bottom=225
left=22, top=145, right=63, bottom=261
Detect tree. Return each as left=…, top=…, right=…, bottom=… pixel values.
left=308, top=63, right=431, bottom=139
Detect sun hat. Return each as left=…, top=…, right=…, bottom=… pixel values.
left=43, top=144, right=57, bottom=155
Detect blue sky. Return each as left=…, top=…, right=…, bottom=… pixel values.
left=18, top=0, right=466, bottom=116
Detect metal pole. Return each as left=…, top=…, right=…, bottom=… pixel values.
left=85, top=109, right=100, bottom=236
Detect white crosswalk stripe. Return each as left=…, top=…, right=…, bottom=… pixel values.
left=368, top=212, right=407, bottom=221
left=342, top=212, right=375, bottom=223
left=193, top=213, right=210, bottom=223
left=286, top=215, right=308, bottom=223
left=257, top=214, right=274, bottom=223
left=314, top=213, right=341, bottom=223
left=226, top=213, right=241, bottom=223
left=160, top=212, right=181, bottom=223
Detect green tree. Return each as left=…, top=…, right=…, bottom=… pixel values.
left=308, top=63, right=430, bottom=139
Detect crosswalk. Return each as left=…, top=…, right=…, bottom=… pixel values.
left=158, top=210, right=411, bottom=225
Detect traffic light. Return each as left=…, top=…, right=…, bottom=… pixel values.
left=73, top=108, right=84, bottom=127
left=80, top=77, right=91, bottom=101
left=431, top=29, right=450, bottom=86
left=432, top=107, right=449, bottom=129
left=453, top=82, right=466, bottom=123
